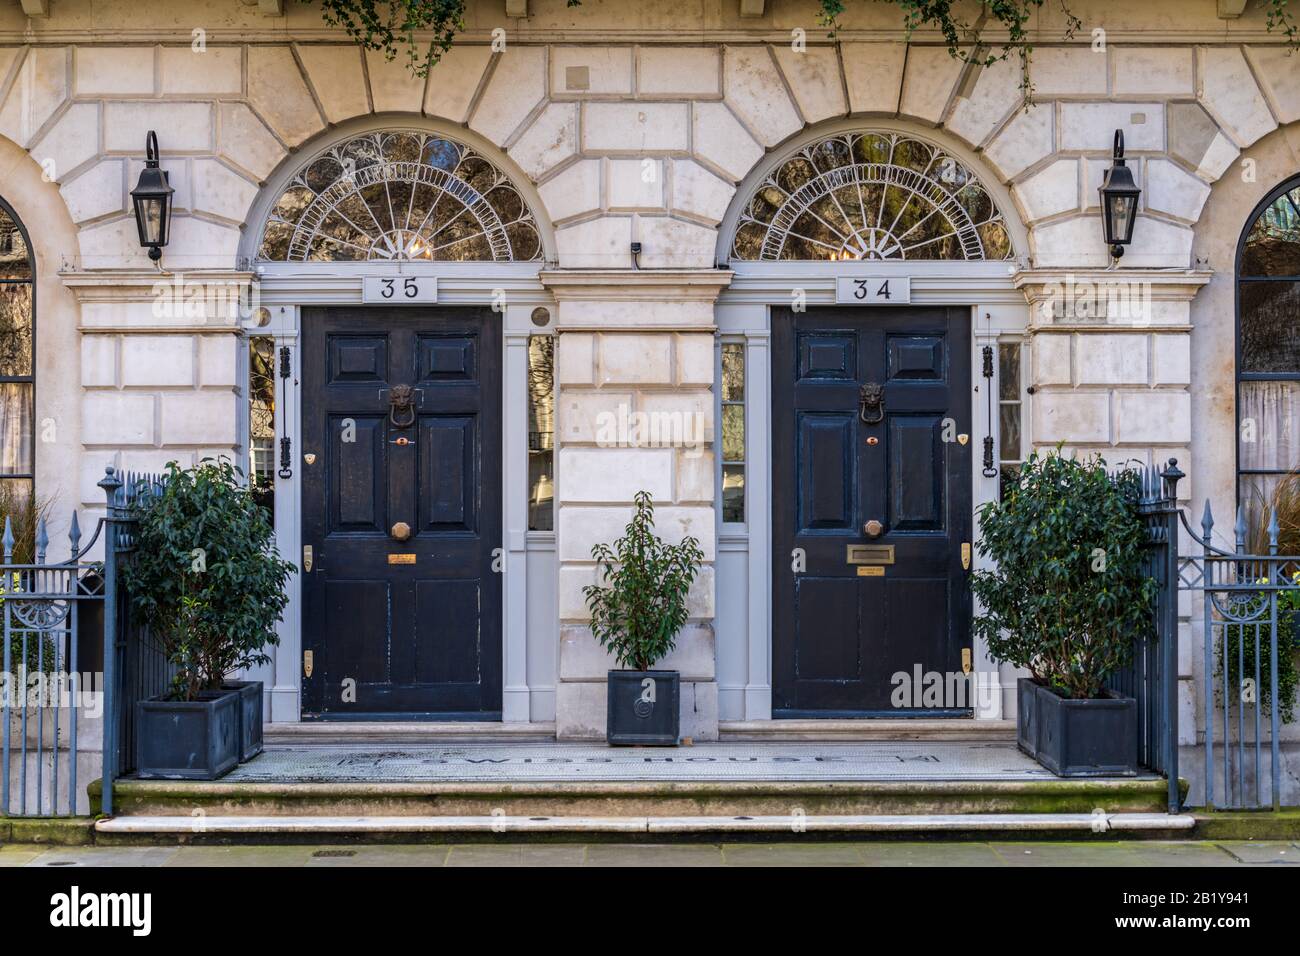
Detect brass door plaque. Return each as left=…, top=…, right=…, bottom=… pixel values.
left=847, top=545, right=894, bottom=565
left=857, top=566, right=885, bottom=577
left=388, top=553, right=416, bottom=565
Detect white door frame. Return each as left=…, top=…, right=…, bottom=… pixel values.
left=714, top=259, right=1032, bottom=721
left=242, top=261, right=555, bottom=723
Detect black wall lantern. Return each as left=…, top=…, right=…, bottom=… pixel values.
left=130, top=131, right=174, bottom=262
left=1098, top=129, right=1140, bottom=260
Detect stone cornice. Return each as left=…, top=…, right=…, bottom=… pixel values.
left=59, top=270, right=257, bottom=303
left=1, top=31, right=1293, bottom=46
left=1013, top=269, right=1213, bottom=302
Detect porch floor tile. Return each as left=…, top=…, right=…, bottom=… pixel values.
left=219, top=741, right=1141, bottom=783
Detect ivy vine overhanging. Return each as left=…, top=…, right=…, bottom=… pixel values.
left=308, top=0, right=1299, bottom=101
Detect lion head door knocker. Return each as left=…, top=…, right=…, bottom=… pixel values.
left=859, top=383, right=885, bottom=425
left=388, top=384, right=416, bottom=429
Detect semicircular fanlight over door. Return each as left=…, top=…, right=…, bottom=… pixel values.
left=256, top=130, right=543, bottom=263
left=730, top=130, right=1015, bottom=263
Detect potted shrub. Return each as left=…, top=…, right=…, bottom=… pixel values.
left=124, top=459, right=295, bottom=778
left=583, top=491, right=704, bottom=746
left=971, top=450, right=1156, bottom=776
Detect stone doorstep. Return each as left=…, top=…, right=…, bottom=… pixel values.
left=93, top=813, right=1196, bottom=835
left=98, top=777, right=1176, bottom=818
left=265, top=722, right=556, bottom=745
left=719, top=719, right=1017, bottom=741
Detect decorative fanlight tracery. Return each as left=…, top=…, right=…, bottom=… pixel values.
left=730, top=131, right=1014, bottom=262
left=257, top=130, right=543, bottom=263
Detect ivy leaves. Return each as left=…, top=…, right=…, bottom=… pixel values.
left=310, top=0, right=469, bottom=76
left=970, top=450, right=1156, bottom=700
left=582, top=491, right=705, bottom=672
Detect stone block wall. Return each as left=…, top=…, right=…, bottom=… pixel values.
left=547, top=272, right=727, bottom=739
left=1019, top=272, right=1204, bottom=490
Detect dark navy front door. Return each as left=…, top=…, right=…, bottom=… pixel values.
left=301, top=307, right=502, bottom=719
left=772, top=306, right=972, bottom=717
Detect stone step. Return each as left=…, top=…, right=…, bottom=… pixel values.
left=99, top=777, right=1178, bottom=819
left=265, top=722, right=556, bottom=745
left=93, top=811, right=1197, bottom=840
left=718, top=719, right=1017, bottom=741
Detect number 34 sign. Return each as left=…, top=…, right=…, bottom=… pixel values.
left=835, top=276, right=911, bottom=305
left=362, top=276, right=438, bottom=304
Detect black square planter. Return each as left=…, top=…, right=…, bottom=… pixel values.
left=222, top=680, right=264, bottom=762
left=1016, top=677, right=1137, bottom=777
left=135, top=689, right=240, bottom=780
left=607, top=670, right=680, bottom=746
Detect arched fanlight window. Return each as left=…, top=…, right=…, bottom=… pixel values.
left=257, top=130, right=543, bottom=262
left=1237, top=174, right=1300, bottom=511
left=730, top=131, right=1014, bottom=261
left=0, top=197, right=33, bottom=518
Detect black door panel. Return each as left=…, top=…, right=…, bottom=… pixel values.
left=773, top=306, right=972, bottom=717
left=302, top=307, right=502, bottom=719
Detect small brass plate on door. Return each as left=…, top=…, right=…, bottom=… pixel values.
left=846, top=545, right=894, bottom=565
left=388, top=554, right=416, bottom=565
left=857, top=566, right=885, bottom=577
left=866, top=436, right=879, bottom=446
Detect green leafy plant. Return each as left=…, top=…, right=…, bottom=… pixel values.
left=970, top=449, right=1156, bottom=700
left=123, top=459, right=295, bottom=702
left=582, top=491, right=704, bottom=671
left=819, top=0, right=1080, bottom=104
left=307, top=0, right=468, bottom=76
left=306, top=1, right=1300, bottom=104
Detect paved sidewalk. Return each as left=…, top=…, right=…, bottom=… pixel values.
left=3, top=840, right=1297, bottom=867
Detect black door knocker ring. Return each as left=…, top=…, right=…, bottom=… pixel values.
left=859, top=383, right=885, bottom=425
left=388, top=384, right=418, bottom=429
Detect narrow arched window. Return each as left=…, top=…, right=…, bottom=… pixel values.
left=1237, top=175, right=1300, bottom=512
left=0, top=197, right=33, bottom=520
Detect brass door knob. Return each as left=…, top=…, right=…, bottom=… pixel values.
left=391, top=521, right=412, bottom=541
left=864, top=520, right=884, bottom=538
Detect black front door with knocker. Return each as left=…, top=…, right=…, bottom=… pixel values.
left=772, top=306, right=973, bottom=716
left=300, top=307, right=502, bottom=718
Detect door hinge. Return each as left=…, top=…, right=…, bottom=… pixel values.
left=961, top=648, right=972, bottom=674
left=302, top=544, right=313, bottom=572
left=303, top=650, right=314, bottom=678
left=961, top=542, right=971, bottom=570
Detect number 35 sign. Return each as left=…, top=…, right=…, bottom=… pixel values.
left=363, top=276, right=438, bottom=304
left=835, top=276, right=911, bottom=305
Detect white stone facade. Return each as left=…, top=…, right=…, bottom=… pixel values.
left=1, top=0, right=1298, bottom=744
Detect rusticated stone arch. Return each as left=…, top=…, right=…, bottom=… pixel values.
left=240, top=114, right=558, bottom=265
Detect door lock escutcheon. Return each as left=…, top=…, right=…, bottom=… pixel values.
left=302, top=545, right=313, bottom=572
left=864, top=519, right=884, bottom=538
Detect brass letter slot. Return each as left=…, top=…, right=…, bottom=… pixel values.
left=388, top=554, right=416, bottom=565
left=846, top=545, right=895, bottom=565
left=857, top=566, right=885, bottom=577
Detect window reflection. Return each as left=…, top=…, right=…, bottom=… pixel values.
left=528, top=336, right=554, bottom=531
